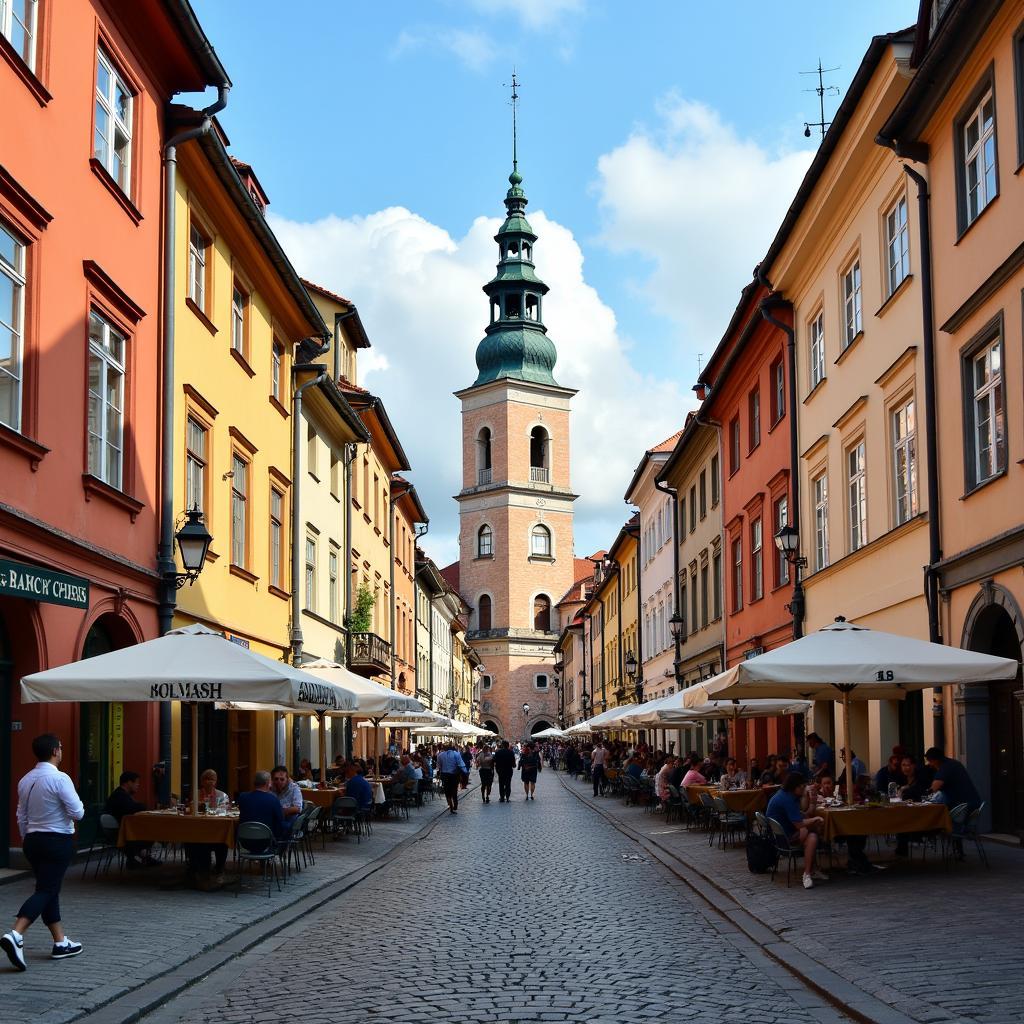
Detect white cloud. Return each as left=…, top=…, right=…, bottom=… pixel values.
left=392, top=26, right=495, bottom=72
left=269, top=205, right=688, bottom=569
left=595, top=94, right=814, bottom=348
left=466, top=0, right=585, bottom=30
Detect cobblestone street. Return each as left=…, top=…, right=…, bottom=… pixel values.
left=140, top=777, right=848, bottom=1024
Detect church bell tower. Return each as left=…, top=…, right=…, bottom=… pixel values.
left=454, top=75, right=577, bottom=740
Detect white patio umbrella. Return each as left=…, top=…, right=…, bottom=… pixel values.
left=20, top=624, right=358, bottom=811
left=564, top=720, right=592, bottom=736
left=623, top=684, right=810, bottom=727
left=686, top=617, right=1018, bottom=804
left=531, top=726, right=568, bottom=739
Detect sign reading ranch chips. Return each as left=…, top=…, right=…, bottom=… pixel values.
left=0, top=558, right=90, bottom=609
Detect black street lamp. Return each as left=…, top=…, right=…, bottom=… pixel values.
left=774, top=522, right=807, bottom=640
left=624, top=648, right=642, bottom=705
left=169, top=508, right=213, bottom=589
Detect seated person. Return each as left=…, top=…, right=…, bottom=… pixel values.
left=625, top=755, right=644, bottom=782
left=703, top=753, right=724, bottom=783
left=270, top=765, right=303, bottom=825
left=766, top=773, right=827, bottom=888
left=655, top=757, right=676, bottom=804
left=874, top=754, right=905, bottom=794
left=197, top=768, right=229, bottom=810
left=295, top=758, right=315, bottom=783
left=389, top=754, right=418, bottom=790
left=925, top=747, right=981, bottom=811
left=803, top=775, right=875, bottom=875
left=721, top=758, right=747, bottom=790
left=185, top=768, right=229, bottom=882
left=899, top=757, right=930, bottom=802
left=343, top=764, right=374, bottom=813
left=105, top=771, right=159, bottom=868
left=759, top=755, right=781, bottom=788
left=667, top=757, right=685, bottom=789
left=680, top=758, right=707, bottom=787
left=237, top=770, right=286, bottom=846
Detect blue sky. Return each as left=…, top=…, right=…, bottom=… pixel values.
left=190, top=0, right=919, bottom=566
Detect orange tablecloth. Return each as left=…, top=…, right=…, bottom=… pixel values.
left=686, top=785, right=773, bottom=813
left=118, top=811, right=238, bottom=848
left=821, top=802, right=951, bottom=841
left=300, top=788, right=344, bottom=808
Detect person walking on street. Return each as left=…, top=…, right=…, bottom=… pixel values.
left=477, top=746, right=496, bottom=803
left=494, top=741, right=516, bottom=803
left=437, top=742, right=466, bottom=815
left=519, top=742, right=541, bottom=800
left=592, top=740, right=608, bottom=797
left=3, top=734, right=85, bottom=971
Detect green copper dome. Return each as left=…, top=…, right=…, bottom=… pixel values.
left=472, top=166, right=559, bottom=388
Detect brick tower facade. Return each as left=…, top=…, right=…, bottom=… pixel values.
left=454, top=152, right=576, bottom=740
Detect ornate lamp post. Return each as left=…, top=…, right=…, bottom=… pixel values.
left=773, top=523, right=807, bottom=640
left=168, top=508, right=213, bottom=589
left=625, top=649, right=640, bottom=705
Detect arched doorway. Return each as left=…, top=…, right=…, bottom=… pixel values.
left=530, top=720, right=552, bottom=736
left=483, top=719, right=500, bottom=736
left=967, top=599, right=1024, bottom=835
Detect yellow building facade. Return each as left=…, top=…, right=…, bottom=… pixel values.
left=169, top=132, right=327, bottom=798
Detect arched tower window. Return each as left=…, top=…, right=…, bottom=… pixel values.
left=531, top=523, right=551, bottom=557
left=477, top=524, right=493, bottom=558
left=525, top=294, right=539, bottom=320
left=530, top=426, right=549, bottom=483
left=490, top=297, right=500, bottom=324
left=523, top=242, right=532, bottom=261
left=477, top=594, right=492, bottom=631
left=477, top=427, right=492, bottom=485
left=506, top=293, right=522, bottom=319
left=533, top=593, right=552, bottom=632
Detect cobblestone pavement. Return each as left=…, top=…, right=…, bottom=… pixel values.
left=563, top=775, right=1024, bottom=1024
left=0, top=803, right=448, bottom=1024
left=141, top=777, right=850, bottom=1024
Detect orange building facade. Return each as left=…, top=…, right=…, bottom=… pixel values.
left=0, top=1, right=225, bottom=862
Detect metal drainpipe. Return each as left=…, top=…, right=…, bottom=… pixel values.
left=755, top=269, right=804, bottom=641
left=388, top=487, right=399, bottom=688
left=157, top=83, right=228, bottom=801
left=290, top=365, right=328, bottom=666
left=599, top=594, right=607, bottom=709
left=615, top=565, right=624, bottom=695
left=343, top=442, right=357, bottom=645
left=654, top=479, right=684, bottom=683
left=633, top=526, right=643, bottom=693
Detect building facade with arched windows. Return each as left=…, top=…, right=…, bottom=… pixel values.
left=449, top=159, right=576, bottom=740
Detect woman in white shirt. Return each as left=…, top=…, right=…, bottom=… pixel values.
left=2, top=733, right=85, bottom=970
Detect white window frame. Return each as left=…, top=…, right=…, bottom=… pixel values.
left=750, top=517, right=763, bottom=601
left=534, top=673, right=549, bottom=691
left=731, top=537, right=743, bottom=612
left=962, top=88, right=997, bottom=227
left=842, top=258, right=862, bottom=347
left=269, top=488, right=283, bottom=589
left=94, top=47, right=133, bottom=196
left=477, top=523, right=493, bottom=558
left=185, top=415, right=207, bottom=513
left=188, top=223, right=207, bottom=309
left=847, top=440, right=867, bottom=552
left=272, top=342, right=283, bottom=402
left=305, top=535, right=317, bottom=612
left=885, top=195, right=910, bottom=296
left=813, top=472, right=829, bottom=571
left=481, top=674, right=493, bottom=691
left=230, top=454, right=248, bottom=567
left=774, top=496, right=789, bottom=586
left=531, top=523, right=552, bottom=558
left=1, top=0, right=37, bottom=70
left=87, top=310, right=126, bottom=489
left=0, top=219, right=26, bottom=432
left=970, top=337, right=1004, bottom=484
left=231, top=282, right=247, bottom=355
left=329, top=548, right=339, bottom=623
left=809, top=310, right=825, bottom=390
left=892, top=399, right=918, bottom=526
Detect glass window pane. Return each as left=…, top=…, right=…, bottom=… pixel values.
left=0, top=224, right=18, bottom=271
left=114, top=80, right=130, bottom=124
left=96, top=58, right=110, bottom=100
left=0, top=274, right=15, bottom=332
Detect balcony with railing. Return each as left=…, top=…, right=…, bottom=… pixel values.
left=478, top=467, right=492, bottom=485
left=530, top=466, right=549, bottom=483
left=347, top=631, right=391, bottom=677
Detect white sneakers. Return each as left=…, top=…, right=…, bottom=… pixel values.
left=802, top=868, right=828, bottom=888
left=50, top=938, right=83, bottom=960
left=802, top=873, right=814, bottom=889
left=1, top=931, right=26, bottom=971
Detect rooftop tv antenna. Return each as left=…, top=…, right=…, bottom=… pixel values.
left=801, top=60, right=840, bottom=139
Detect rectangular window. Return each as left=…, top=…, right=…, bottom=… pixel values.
left=87, top=311, right=125, bottom=489
left=748, top=388, right=761, bottom=450
left=185, top=416, right=207, bottom=513
left=329, top=549, right=339, bottom=623
left=885, top=195, right=910, bottom=296
left=729, top=416, right=740, bottom=474
left=307, top=423, right=317, bottom=478
left=809, top=310, right=825, bottom=390
left=770, top=355, right=785, bottom=425
left=272, top=342, right=283, bottom=402
left=330, top=452, right=341, bottom=499
left=964, top=332, right=1006, bottom=488
left=230, top=454, right=248, bottom=567
left=1, top=0, right=37, bottom=68
left=842, top=258, right=862, bottom=347
left=94, top=48, right=133, bottom=195
left=712, top=549, right=722, bottom=619
left=710, top=454, right=720, bottom=506
left=188, top=222, right=207, bottom=309
left=373, top=473, right=380, bottom=527
left=892, top=399, right=918, bottom=525
left=699, top=469, right=707, bottom=519
left=231, top=282, right=248, bottom=356
left=689, top=485, right=696, bottom=532
left=690, top=568, right=698, bottom=632
left=0, top=219, right=25, bottom=431
left=960, top=87, right=997, bottom=229
left=700, top=563, right=709, bottom=629
left=813, top=472, right=829, bottom=571
left=750, top=518, right=763, bottom=601
left=269, top=488, right=283, bottom=589
left=305, top=536, right=316, bottom=611
left=847, top=440, right=867, bottom=552
left=535, top=674, right=549, bottom=690
left=774, top=496, right=789, bottom=586
left=678, top=495, right=686, bottom=539
left=731, top=537, right=743, bottom=612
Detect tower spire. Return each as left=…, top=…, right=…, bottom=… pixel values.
left=509, top=70, right=520, bottom=174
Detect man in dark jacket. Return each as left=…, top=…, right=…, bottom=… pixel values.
left=105, top=771, right=158, bottom=867
left=494, top=741, right=516, bottom=803
left=237, top=770, right=286, bottom=845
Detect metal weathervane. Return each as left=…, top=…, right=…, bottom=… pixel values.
left=505, top=70, right=521, bottom=170
left=802, top=60, right=840, bottom=139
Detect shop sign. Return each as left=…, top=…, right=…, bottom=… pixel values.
left=228, top=635, right=250, bottom=649
left=0, top=559, right=90, bottom=609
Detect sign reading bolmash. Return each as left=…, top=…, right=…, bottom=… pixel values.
left=0, top=559, right=90, bottom=609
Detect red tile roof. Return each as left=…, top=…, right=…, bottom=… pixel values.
left=302, top=277, right=354, bottom=307
left=439, top=561, right=460, bottom=591
left=651, top=429, right=683, bottom=453
left=574, top=557, right=593, bottom=582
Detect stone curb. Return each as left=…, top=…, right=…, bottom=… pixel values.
left=69, top=793, right=463, bottom=1024
left=559, top=773, right=924, bottom=1024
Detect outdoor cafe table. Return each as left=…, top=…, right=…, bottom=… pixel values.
left=299, top=782, right=386, bottom=807
left=117, top=810, right=238, bottom=848
left=686, top=785, right=774, bottom=814
left=820, top=802, right=951, bottom=842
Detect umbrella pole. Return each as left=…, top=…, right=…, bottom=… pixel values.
left=318, top=711, right=327, bottom=789
left=190, top=701, right=199, bottom=815
left=842, top=692, right=854, bottom=807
